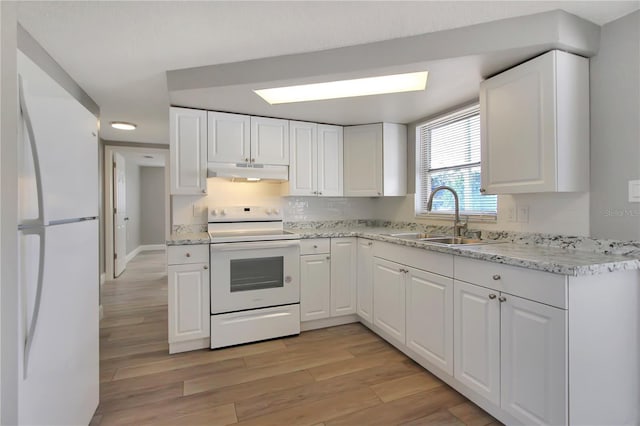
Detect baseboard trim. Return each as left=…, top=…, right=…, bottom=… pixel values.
left=301, top=314, right=359, bottom=331
left=125, top=244, right=167, bottom=264
left=169, top=338, right=209, bottom=354
left=99, top=304, right=104, bottom=320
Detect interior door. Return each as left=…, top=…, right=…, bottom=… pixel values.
left=113, top=152, right=127, bottom=277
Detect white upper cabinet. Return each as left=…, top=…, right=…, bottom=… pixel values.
left=250, top=116, right=289, bottom=165
left=170, top=107, right=207, bottom=195
left=317, top=124, right=344, bottom=197
left=286, top=122, right=342, bottom=197
left=344, top=123, right=407, bottom=197
left=480, top=50, right=589, bottom=194
left=207, top=111, right=250, bottom=163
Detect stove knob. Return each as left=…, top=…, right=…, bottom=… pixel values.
left=273, top=208, right=281, bottom=215
left=265, top=208, right=272, bottom=215
left=210, top=209, right=218, bottom=217
left=220, top=209, right=226, bottom=216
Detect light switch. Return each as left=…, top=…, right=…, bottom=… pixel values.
left=629, top=180, right=640, bottom=203
left=517, top=205, right=529, bottom=223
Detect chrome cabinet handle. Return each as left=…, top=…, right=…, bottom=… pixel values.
left=203, top=265, right=208, bottom=270
left=368, top=242, right=373, bottom=246
left=499, top=296, right=507, bottom=303
left=377, top=192, right=382, bottom=196
left=480, top=188, right=486, bottom=193
left=202, top=189, right=206, bottom=194
left=313, top=245, right=318, bottom=248
left=488, top=294, right=497, bottom=300
left=318, top=192, right=322, bottom=195
left=185, top=253, right=191, bottom=257
left=244, top=157, right=249, bottom=162
left=492, top=274, right=501, bottom=280
left=326, top=256, right=331, bottom=260
left=251, top=158, right=255, bottom=163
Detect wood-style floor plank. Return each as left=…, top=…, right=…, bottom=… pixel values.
left=92, top=250, right=501, bottom=426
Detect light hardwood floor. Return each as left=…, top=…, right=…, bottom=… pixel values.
left=93, top=250, right=501, bottom=426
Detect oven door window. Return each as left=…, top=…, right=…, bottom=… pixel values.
left=230, top=256, right=284, bottom=292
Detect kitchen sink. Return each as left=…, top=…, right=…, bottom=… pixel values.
left=420, top=237, right=505, bottom=246
left=384, top=232, right=447, bottom=240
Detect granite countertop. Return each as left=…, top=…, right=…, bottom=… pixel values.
left=166, top=232, right=210, bottom=245
left=166, top=226, right=640, bottom=276
left=289, top=227, right=640, bottom=277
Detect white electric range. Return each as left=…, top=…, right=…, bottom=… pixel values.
left=208, top=206, right=301, bottom=349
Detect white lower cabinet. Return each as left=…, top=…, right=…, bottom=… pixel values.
left=454, top=278, right=568, bottom=425
left=372, top=257, right=406, bottom=345
left=356, top=238, right=374, bottom=323
left=453, top=280, right=501, bottom=404
left=330, top=238, right=357, bottom=316
left=300, top=254, right=331, bottom=321
left=500, top=294, right=567, bottom=425
left=167, top=244, right=210, bottom=353
left=406, top=267, right=453, bottom=375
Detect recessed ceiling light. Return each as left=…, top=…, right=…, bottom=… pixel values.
left=254, top=71, right=428, bottom=105
left=111, top=121, right=137, bottom=130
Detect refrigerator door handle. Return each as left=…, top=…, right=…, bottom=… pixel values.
left=18, top=75, right=45, bottom=228
left=20, top=227, right=46, bottom=379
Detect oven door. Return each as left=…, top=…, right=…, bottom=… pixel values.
left=210, top=240, right=300, bottom=314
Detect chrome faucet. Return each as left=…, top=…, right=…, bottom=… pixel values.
left=426, top=186, right=468, bottom=237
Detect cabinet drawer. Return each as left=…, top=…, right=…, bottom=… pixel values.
left=300, top=238, right=330, bottom=255
left=167, top=244, right=209, bottom=265
left=454, top=257, right=567, bottom=309
left=373, top=241, right=453, bottom=278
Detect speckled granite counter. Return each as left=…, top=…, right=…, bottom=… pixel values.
left=288, top=227, right=640, bottom=277
left=166, top=232, right=210, bottom=246
left=166, top=224, right=640, bottom=276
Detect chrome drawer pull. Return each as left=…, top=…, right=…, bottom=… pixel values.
left=492, top=274, right=501, bottom=280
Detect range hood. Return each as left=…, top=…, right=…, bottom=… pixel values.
left=207, top=162, right=289, bottom=182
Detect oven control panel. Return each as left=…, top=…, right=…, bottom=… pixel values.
left=209, top=206, right=282, bottom=222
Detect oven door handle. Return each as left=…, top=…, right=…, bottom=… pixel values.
left=210, top=240, right=300, bottom=252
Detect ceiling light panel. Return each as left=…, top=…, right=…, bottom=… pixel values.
left=254, top=71, right=428, bottom=104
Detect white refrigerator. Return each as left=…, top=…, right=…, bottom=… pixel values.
left=17, top=51, right=99, bottom=425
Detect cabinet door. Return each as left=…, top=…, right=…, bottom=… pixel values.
left=250, top=116, right=289, bottom=165
left=372, top=258, right=405, bottom=345
left=453, top=280, right=500, bottom=404
left=343, top=124, right=382, bottom=196
left=501, top=294, right=567, bottom=425
left=480, top=51, right=556, bottom=194
left=356, top=238, right=374, bottom=323
left=406, top=267, right=453, bottom=375
left=300, top=254, right=331, bottom=321
left=168, top=263, right=210, bottom=343
left=289, top=121, right=317, bottom=196
left=317, top=124, right=343, bottom=197
left=170, top=107, right=207, bottom=195
left=330, top=238, right=357, bottom=316
left=207, top=111, right=250, bottom=163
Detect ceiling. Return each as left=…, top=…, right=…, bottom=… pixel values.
left=119, top=150, right=166, bottom=168
left=16, top=1, right=640, bottom=145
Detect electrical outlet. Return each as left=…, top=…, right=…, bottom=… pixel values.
left=517, top=205, right=529, bottom=223
left=506, top=207, right=516, bottom=222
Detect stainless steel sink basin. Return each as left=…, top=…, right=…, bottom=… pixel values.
left=420, top=237, right=497, bottom=246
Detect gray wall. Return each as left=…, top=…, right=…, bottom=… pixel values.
left=590, top=11, right=640, bottom=241
left=125, top=161, right=141, bottom=255
left=140, top=167, right=165, bottom=245
left=1, top=3, right=19, bottom=423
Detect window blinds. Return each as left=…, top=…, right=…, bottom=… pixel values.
left=416, top=105, right=497, bottom=217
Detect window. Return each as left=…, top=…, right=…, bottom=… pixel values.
left=416, top=104, right=497, bottom=220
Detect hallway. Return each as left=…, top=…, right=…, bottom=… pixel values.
left=93, top=251, right=499, bottom=426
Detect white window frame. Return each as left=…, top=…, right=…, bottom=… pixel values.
left=415, top=103, right=497, bottom=223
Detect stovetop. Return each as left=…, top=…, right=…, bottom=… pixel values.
left=207, top=206, right=299, bottom=243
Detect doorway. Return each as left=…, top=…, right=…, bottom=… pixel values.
left=104, top=145, right=170, bottom=280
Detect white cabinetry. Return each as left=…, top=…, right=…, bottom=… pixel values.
left=480, top=50, right=589, bottom=194
left=167, top=244, right=210, bottom=354
left=406, top=267, right=454, bottom=375
left=372, top=257, right=406, bottom=345
left=343, top=123, right=407, bottom=196
left=356, top=238, right=374, bottom=324
left=250, top=116, right=289, bottom=165
left=170, top=107, right=207, bottom=195
left=206, top=112, right=288, bottom=165
left=286, top=122, right=343, bottom=197
left=300, top=254, right=331, bottom=321
left=207, top=111, right=250, bottom=163
left=454, top=257, right=568, bottom=425
left=330, top=238, right=357, bottom=316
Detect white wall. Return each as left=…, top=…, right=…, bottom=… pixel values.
left=590, top=11, right=640, bottom=241
left=140, top=166, right=165, bottom=245
left=171, top=179, right=376, bottom=226
left=125, top=160, right=140, bottom=254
